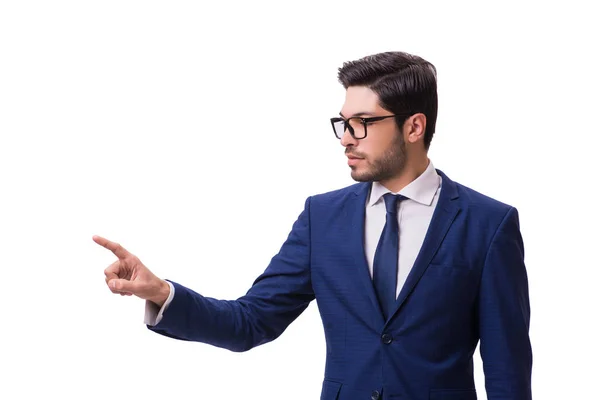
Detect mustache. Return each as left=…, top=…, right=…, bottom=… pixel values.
left=345, top=149, right=366, bottom=158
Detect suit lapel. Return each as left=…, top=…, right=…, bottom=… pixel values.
left=346, top=182, right=386, bottom=327
left=386, top=170, right=461, bottom=324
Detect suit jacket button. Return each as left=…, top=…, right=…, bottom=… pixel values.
left=371, top=390, right=381, bottom=400
left=381, top=333, right=393, bottom=344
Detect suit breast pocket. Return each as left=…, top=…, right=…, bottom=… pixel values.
left=415, top=263, right=478, bottom=306
left=425, top=262, right=473, bottom=277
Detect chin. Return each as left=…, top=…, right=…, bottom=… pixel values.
left=350, top=169, right=375, bottom=183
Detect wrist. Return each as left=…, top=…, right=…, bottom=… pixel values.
left=150, top=279, right=170, bottom=308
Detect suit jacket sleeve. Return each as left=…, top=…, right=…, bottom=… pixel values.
left=479, top=207, right=533, bottom=400
left=147, top=196, right=315, bottom=352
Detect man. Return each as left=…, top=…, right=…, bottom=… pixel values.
left=95, top=51, right=532, bottom=400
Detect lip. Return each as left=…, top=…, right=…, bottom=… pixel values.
left=346, top=153, right=363, bottom=159
left=347, top=156, right=363, bottom=166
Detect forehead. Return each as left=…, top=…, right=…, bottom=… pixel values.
left=340, top=86, right=386, bottom=117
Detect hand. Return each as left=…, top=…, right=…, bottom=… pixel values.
left=93, top=235, right=170, bottom=307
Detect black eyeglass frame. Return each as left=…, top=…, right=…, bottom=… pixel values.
left=330, top=114, right=412, bottom=140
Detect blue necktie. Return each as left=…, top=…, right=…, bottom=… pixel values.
left=373, top=193, right=407, bottom=320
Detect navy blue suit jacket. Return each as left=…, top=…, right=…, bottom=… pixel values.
left=149, top=170, right=532, bottom=400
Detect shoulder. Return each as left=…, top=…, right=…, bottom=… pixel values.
left=307, top=182, right=367, bottom=205
left=456, top=182, right=512, bottom=211
left=295, top=182, right=368, bottom=217
left=312, top=182, right=365, bottom=198
left=438, top=169, right=519, bottom=224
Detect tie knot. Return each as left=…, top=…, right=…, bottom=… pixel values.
left=382, top=193, right=406, bottom=214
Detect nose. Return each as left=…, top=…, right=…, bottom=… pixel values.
left=340, top=127, right=358, bottom=147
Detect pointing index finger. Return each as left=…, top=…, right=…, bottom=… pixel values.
left=93, top=235, right=130, bottom=259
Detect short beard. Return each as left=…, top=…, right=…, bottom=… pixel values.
left=349, top=133, right=406, bottom=183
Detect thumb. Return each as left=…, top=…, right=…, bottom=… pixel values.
left=109, top=278, right=137, bottom=293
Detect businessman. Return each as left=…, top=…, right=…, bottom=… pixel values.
left=95, top=51, right=532, bottom=400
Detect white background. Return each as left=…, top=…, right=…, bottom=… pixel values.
left=1, top=1, right=598, bottom=398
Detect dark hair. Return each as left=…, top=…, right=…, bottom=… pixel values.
left=337, top=51, right=438, bottom=149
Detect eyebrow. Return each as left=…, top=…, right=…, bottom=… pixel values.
left=339, top=111, right=378, bottom=119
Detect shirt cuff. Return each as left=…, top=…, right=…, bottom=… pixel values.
left=144, top=280, right=175, bottom=326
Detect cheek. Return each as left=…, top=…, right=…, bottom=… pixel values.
left=360, top=137, right=388, bottom=158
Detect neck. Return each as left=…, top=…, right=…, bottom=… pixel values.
left=379, top=156, right=430, bottom=193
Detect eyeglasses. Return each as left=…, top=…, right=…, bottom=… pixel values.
left=330, top=114, right=410, bottom=140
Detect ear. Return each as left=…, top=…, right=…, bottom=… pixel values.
left=405, top=113, right=427, bottom=145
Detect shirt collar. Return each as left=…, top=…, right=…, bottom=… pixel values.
left=367, top=160, right=441, bottom=207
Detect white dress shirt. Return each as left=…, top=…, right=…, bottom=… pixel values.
left=145, top=160, right=441, bottom=326
left=364, top=160, right=441, bottom=298
left=144, top=281, right=174, bottom=326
